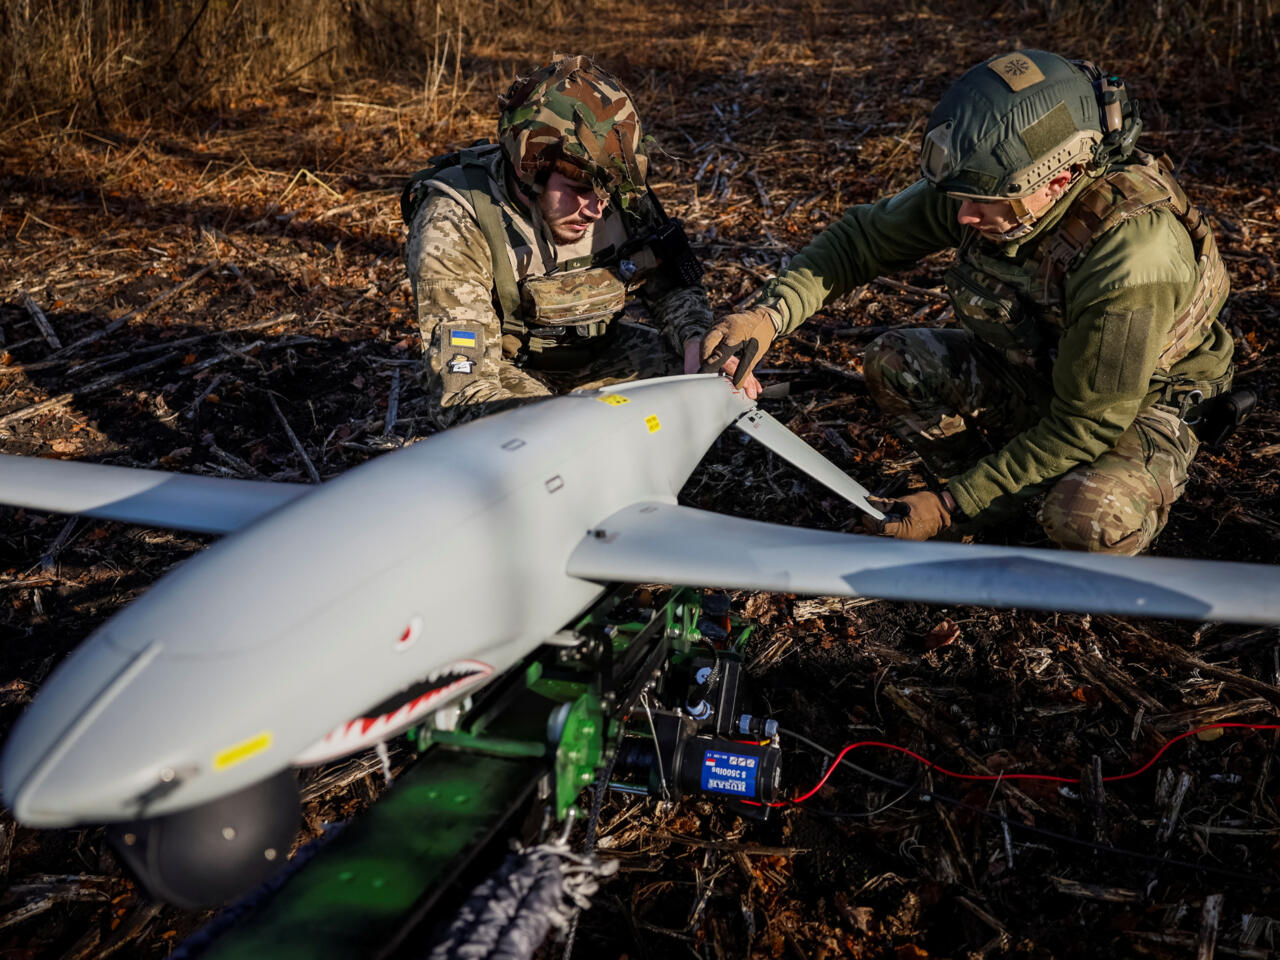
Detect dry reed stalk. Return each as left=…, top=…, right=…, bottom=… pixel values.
left=0, top=0, right=578, bottom=124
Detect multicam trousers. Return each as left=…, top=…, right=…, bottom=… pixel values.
left=863, top=328, right=1200, bottom=555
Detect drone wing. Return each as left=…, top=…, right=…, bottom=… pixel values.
left=733, top=408, right=885, bottom=520
left=568, top=501, right=1280, bottom=626
left=0, top=454, right=310, bottom=534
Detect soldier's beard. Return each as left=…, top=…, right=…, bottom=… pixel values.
left=538, top=202, right=595, bottom=245
left=536, top=186, right=601, bottom=245
left=547, top=220, right=593, bottom=244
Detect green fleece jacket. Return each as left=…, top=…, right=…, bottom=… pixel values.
left=758, top=174, right=1233, bottom=519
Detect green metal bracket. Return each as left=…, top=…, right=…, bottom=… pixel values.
left=665, top=590, right=703, bottom=654
left=526, top=660, right=591, bottom=703
left=550, top=693, right=603, bottom=820
left=202, top=586, right=734, bottom=957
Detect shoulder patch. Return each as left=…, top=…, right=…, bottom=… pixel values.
left=447, top=353, right=476, bottom=375
left=988, top=54, right=1045, bottom=91
left=437, top=320, right=484, bottom=390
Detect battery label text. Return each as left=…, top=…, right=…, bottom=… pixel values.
left=700, top=749, right=758, bottom=798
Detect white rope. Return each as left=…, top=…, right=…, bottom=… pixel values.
left=375, top=740, right=393, bottom=785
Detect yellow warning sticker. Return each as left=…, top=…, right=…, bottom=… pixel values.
left=214, top=731, right=273, bottom=771
left=645, top=415, right=661, bottom=433
left=597, top=394, right=630, bottom=406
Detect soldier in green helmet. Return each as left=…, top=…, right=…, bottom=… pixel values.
left=702, top=50, right=1239, bottom=555
left=403, top=55, right=738, bottom=429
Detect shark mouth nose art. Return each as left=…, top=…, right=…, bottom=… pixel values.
left=292, top=660, right=492, bottom=764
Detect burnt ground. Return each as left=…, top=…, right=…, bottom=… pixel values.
left=1, top=1, right=1279, bottom=957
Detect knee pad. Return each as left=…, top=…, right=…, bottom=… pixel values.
left=1040, top=472, right=1151, bottom=555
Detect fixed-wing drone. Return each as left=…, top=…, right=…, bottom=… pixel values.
left=1, top=374, right=1277, bottom=922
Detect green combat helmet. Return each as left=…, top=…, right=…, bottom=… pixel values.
left=920, top=50, right=1141, bottom=236
left=498, top=55, right=650, bottom=210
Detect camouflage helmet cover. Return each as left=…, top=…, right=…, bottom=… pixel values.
left=498, top=56, right=650, bottom=206
left=920, top=50, right=1110, bottom=201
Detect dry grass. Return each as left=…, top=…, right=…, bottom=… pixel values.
left=2, top=0, right=1274, bottom=143
left=0, top=0, right=590, bottom=124
left=1, top=0, right=1278, bottom=956
left=1046, top=0, right=1279, bottom=76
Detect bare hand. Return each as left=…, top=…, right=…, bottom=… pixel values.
left=720, top=355, right=762, bottom=400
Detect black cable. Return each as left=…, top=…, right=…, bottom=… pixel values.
left=784, top=727, right=924, bottom=818
left=778, top=726, right=1277, bottom=886
left=562, top=734, right=622, bottom=960
left=784, top=726, right=919, bottom=790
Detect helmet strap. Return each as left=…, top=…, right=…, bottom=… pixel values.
left=967, top=194, right=1040, bottom=242
left=994, top=169, right=1077, bottom=241
left=991, top=196, right=1038, bottom=240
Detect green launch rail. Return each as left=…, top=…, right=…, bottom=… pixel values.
left=201, top=586, right=725, bottom=959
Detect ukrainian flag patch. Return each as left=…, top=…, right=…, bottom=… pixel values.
left=449, top=329, right=478, bottom=347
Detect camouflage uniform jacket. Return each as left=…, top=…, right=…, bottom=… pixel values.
left=756, top=159, right=1233, bottom=519
left=405, top=146, right=711, bottom=418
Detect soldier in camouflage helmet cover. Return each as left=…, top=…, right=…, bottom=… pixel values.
left=498, top=57, right=650, bottom=210
left=403, top=55, right=736, bottom=430
left=702, top=50, right=1234, bottom=555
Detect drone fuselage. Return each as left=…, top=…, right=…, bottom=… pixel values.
left=2, top=376, right=753, bottom=827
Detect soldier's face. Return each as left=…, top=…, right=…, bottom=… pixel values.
left=956, top=198, right=1027, bottom=237
left=539, top=172, right=609, bottom=244
left=955, top=171, right=1072, bottom=239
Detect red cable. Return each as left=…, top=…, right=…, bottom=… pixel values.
left=756, top=722, right=1280, bottom=809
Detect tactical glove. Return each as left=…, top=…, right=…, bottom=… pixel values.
left=700, top=306, right=779, bottom=388
left=863, top=490, right=953, bottom=541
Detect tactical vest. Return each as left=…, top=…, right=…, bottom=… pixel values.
left=402, top=143, right=665, bottom=367
left=946, top=152, right=1231, bottom=401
